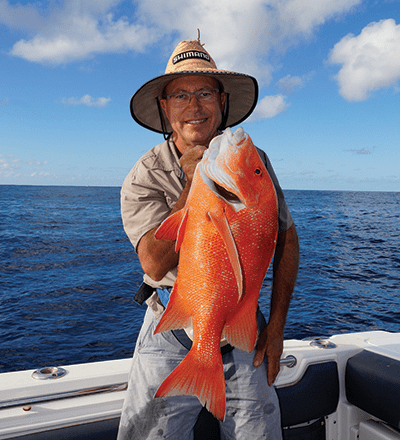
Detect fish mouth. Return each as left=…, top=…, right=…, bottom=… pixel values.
left=199, top=166, right=245, bottom=211
left=214, top=182, right=240, bottom=203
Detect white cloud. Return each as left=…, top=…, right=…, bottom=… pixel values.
left=0, top=0, right=44, bottom=29
left=61, top=94, right=111, bottom=108
left=346, top=148, right=371, bottom=155
left=5, top=0, right=157, bottom=64
left=355, top=148, right=371, bottom=155
left=0, top=155, right=49, bottom=178
left=328, top=19, right=400, bottom=101
left=276, top=75, right=304, bottom=94
left=276, top=72, right=314, bottom=94
left=275, top=0, right=361, bottom=36
left=135, top=0, right=362, bottom=85
left=248, top=94, right=290, bottom=121
left=2, top=0, right=362, bottom=84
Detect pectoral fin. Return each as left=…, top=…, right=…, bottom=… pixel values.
left=208, top=210, right=243, bottom=300
left=155, top=208, right=189, bottom=251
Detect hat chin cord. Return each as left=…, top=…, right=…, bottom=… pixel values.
left=156, top=97, right=170, bottom=140
left=219, top=92, right=230, bottom=132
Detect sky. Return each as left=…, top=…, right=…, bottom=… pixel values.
left=1, top=0, right=399, bottom=192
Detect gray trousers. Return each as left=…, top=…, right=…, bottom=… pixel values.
left=117, top=308, right=282, bottom=439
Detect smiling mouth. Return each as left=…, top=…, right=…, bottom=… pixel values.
left=186, top=118, right=207, bottom=125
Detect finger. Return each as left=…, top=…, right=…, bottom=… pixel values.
left=180, top=146, right=207, bottom=181
left=180, top=146, right=205, bottom=168
left=188, top=145, right=207, bottom=162
left=267, top=358, right=280, bottom=386
left=253, top=331, right=268, bottom=367
left=267, top=343, right=283, bottom=384
left=253, top=349, right=265, bottom=368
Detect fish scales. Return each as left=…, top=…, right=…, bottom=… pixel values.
left=153, top=127, right=278, bottom=421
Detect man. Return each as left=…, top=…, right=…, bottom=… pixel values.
left=118, top=37, right=299, bottom=439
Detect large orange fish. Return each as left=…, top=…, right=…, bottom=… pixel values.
left=154, top=127, right=278, bottom=421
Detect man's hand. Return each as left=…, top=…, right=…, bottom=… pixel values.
left=253, top=224, right=299, bottom=385
left=179, top=145, right=207, bottom=183
left=253, top=325, right=284, bottom=386
left=137, top=144, right=207, bottom=281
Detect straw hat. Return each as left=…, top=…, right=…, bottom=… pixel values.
left=130, top=37, right=258, bottom=135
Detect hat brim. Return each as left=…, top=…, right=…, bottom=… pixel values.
left=130, top=70, right=258, bottom=134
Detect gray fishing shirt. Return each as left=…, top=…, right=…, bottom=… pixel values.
left=121, top=136, right=293, bottom=294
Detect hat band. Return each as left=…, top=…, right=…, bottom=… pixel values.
left=172, top=50, right=211, bottom=65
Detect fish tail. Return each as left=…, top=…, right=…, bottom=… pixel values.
left=155, top=348, right=226, bottom=421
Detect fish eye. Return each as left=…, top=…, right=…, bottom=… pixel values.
left=254, top=168, right=262, bottom=176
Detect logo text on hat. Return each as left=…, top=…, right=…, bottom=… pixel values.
left=172, top=51, right=210, bottom=65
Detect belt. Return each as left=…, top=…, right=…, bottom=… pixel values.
left=172, top=328, right=234, bottom=355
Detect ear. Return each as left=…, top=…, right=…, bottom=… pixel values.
left=218, top=92, right=228, bottom=131
left=220, top=92, right=226, bottom=110
left=160, top=98, right=167, bottom=113
left=159, top=98, right=171, bottom=123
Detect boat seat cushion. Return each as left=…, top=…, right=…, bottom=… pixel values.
left=277, top=361, right=339, bottom=427
left=346, top=350, right=400, bottom=429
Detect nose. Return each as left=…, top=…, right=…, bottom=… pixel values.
left=187, top=93, right=202, bottom=108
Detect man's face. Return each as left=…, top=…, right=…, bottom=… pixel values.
left=160, top=76, right=225, bottom=154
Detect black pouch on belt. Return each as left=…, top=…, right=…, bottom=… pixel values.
left=133, top=282, right=155, bottom=305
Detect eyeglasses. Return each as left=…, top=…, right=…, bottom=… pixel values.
left=164, top=88, right=220, bottom=107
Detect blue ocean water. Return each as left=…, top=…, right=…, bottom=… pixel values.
left=0, top=185, right=399, bottom=373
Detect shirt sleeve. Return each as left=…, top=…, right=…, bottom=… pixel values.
left=121, top=164, right=176, bottom=252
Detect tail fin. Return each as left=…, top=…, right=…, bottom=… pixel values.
left=155, top=347, right=226, bottom=421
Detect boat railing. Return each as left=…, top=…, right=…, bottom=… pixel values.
left=0, top=356, right=297, bottom=410
left=0, top=383, right=128, bottom=410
